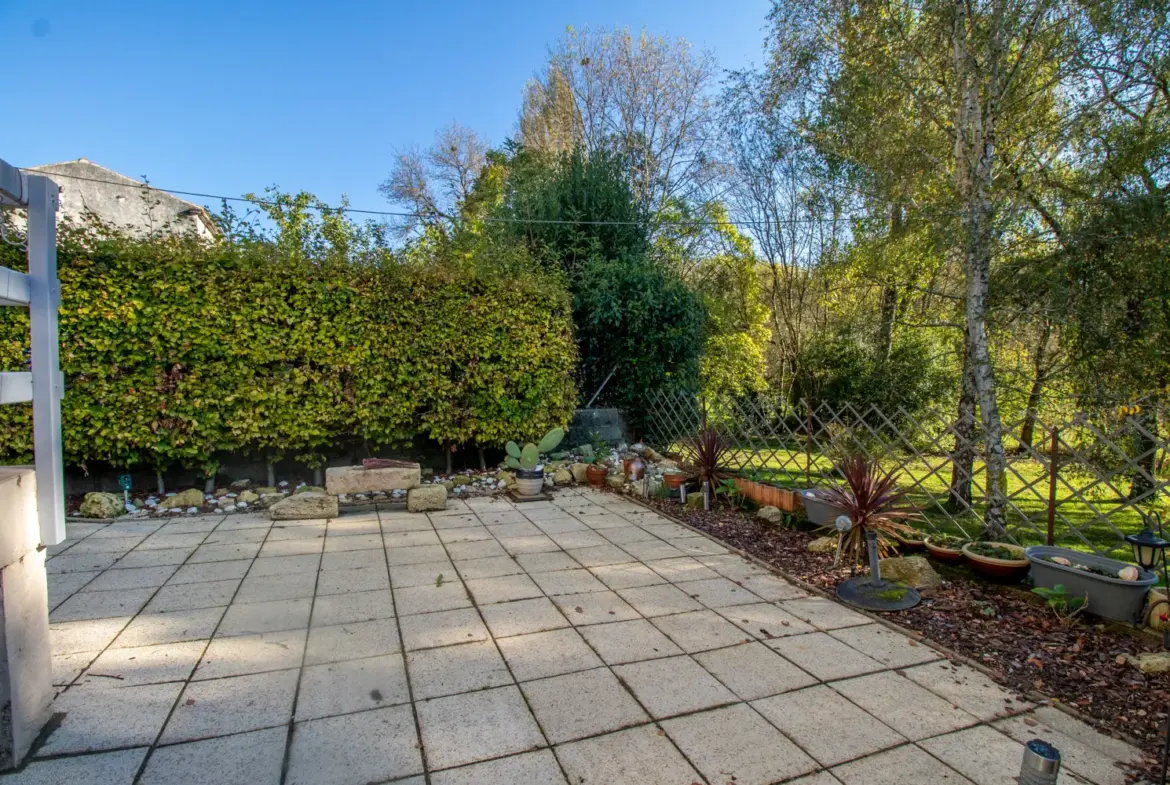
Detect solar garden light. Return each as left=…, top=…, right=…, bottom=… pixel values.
left=1019, top=739, right=1061, bottom=785
left=679, top=482, right=687, bottom=505
left=702, top=480, right=710, bottom=511
left=1125, top=512, right=1170, bottom=784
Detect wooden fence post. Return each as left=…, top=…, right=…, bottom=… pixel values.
left=1047, top=427, right=1060, bottom=546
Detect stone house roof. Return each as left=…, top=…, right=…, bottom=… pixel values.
left=24, top=158, right=219, bottom=239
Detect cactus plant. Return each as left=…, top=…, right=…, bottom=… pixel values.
left=505, top=428, right=565, bottom=471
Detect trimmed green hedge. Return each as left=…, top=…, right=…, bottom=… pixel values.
left=0, top=228, right=578, bottom=472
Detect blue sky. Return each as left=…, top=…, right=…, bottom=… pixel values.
left=0, top=1, right=770, bottom=213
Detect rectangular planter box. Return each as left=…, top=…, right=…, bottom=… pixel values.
left=799, top=489, right=846, bottom=527
left=733, top=478, right=797, bottom=511
left=1025, top=545, right=1157, bottom=623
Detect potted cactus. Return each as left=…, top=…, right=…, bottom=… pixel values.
left=505, top=428, right=565, bottom=497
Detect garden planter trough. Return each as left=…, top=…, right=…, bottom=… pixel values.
left=734, top=478, right=797, bottom=511
left=963, top=542, right=1029, bottom=581
left=800, top=489, right=846, bottom=527
left=1025, top=545, right=1157, bottom=623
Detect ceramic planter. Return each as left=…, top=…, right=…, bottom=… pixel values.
left=799, top=489, right=846, bottom=527
left=585, top=465, right=607, bottom=489
left=891, top=531, right=926, bottom=553
left=963, top=542, right=1029, bottom=580
left=513, top=469, right=544, bottom=497
left=1025, top=545, right=1157, bottom=623
left=924, top=537, right=966, bottom=564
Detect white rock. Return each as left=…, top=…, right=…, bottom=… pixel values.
left=70, top=511, right=80, bottom=516
left=124, top=503, right=136, bottom=513
left=165, top=492, right=176, bottom=497
left=279, top=480, right=289, bottom=487
left=226, top=492, right=237, bottom=498
left=237, top=501, right=248, bottom=509
left=222, top=503, right=237, bottom=512
left=186, top=507, right=198, bottom=514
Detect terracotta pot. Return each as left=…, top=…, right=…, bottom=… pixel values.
left=663, top=473, right=686, bottom=490
left=892, top=531, right=927, bottom=553
left=924, top=537, right=965, bottom=564
left=585, top=465, right=607, bottom=488
left=623, top=458, right=645, bottom=481
left=962, top=542, right=1029, bottom=580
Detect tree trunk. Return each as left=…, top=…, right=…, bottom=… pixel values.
left=477, top=446, right=487, bottom=472
left=266, top=458, right=277, bottom=488
left=947, top=332, right=977, bottom=512
left=1017, top=321, right=1051, bottom=451
left=876, top=203, right=904, bottom=362
left=1130, top=405, right=1159, bottom=500
left=445, top=442, right=453, bottom=476
left=156, top=470, right=166, bottom=496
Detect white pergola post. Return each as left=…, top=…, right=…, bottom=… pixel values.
left=0, top=158, right=64, bottom=545
left=0, top=156, right=60, bottom=769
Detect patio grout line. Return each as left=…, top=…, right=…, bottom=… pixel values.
left=128, top=514, right=287, bottom=785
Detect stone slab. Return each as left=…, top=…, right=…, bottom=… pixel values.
left=326, top=463, right=420, bottom=495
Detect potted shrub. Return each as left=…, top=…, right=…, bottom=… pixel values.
left=1025, top=545, right=1157, bottom=623
left=963, top=541, right=1029, bottom=580
left=505, top=428, right=565, bottom=496
left=925, top=534, right=967, bottom=563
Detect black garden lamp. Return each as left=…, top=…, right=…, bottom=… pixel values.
left=1125, top=520, right=1169, bottom=572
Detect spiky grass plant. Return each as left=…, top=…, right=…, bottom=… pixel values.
left=820, top=454, right=921, bottom=566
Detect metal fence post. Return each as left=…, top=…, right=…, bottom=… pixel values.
left=805, top=402, right=813, bottom=488
left=1046, top=427, right=1059, bottom=546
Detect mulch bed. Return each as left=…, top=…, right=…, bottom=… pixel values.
left=640, top=496, right=1170, bottom=771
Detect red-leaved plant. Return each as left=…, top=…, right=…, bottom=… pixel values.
left=685, top=425, right=729, bottom=488
left=819, top=455, right=921, bottom=566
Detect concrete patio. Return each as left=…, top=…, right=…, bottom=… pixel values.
left=5, top=488, right=1140, bottom=784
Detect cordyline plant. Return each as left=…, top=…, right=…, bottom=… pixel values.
left=820, top=455, right=921, bottom=567
left=685, top=425, right=729, bottom=487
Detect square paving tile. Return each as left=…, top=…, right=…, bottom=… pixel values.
left=532, top=569, right=609, bottom=596
left=752, top=685, right=906, bottom=766
left=113, top=607, right=226, bottom=648
left=10, top=747, right=148, bottom=783
left=550, top=590, right=640, bottom=625
left=146, top=579, right=240, bottom=614
left=188, top=542, right=261, bottom=563
left=499, top=535, right=561, bottom=555
left=830, top=624, right=943, bottom=669
left=554, top=725, right=702, bottom=785
left=39, top=681, right=183, bottom=755
left=417, top=685, right=544, bottom=770
left=323, top=533, right=386, bottom=552
left=194, top=628, right=306, bottom=680
left=316, top=565, right=390, bottom=596
left=327, top=517, right=381, bottom=536
left=578, top=619, right=682, bottom=664
left=50, top=587, right=154, bottom=622
left=566, top=544, right=636, bottom=567
left=407, top=640, right=513, bottom=700
left=83, top=565, right=178, bottom=591
left=141, top=726, right=286, bottom=785
left=831, top=743, right=975, bottom=785
left=217, top=597, right=311, bottom=637
left=453, top=555, right=522, bottom=580
left=234, top=571, right=316, bottom=604
left=84, top=640, right=205, bottom=686
left=389, top=560, right=456, bottom=588
left=617, top=539, right=686, bottom=562
left=668, top=536, right=730, bottom=556
left=481, top=597, right=569, bottom=638
left=920, top=725, right=1066, bottom=785
left=318, top=548, right=383, bottom=572
left=515, top=551, right=580, bottom=573
left=287, top=704, right=423, bottom=785
left=400, top=607, right=490, bottom=651
left=488, top=521, right=544, bottom=538
left=296, top=653, right=410, bottom=721
left=245, top=554, right=319, bottom=577
left=385, top=544, right=449, bottom=565
left=548, top=530, right=610, bottom=550
left=613, top=655, right=736, bottom=718
left=781, top=597, right=873, bottom=630
left=598, top=526, right=658, bottom=546
left=767, top=632, right=886, bottom=681
left=465, top=573, right=543, bottom=605
left=497, top=626, right=603, bottom=682
left=737, top=573, right=809, bottom=601
left=663, top=703, right=818, bottom=785
left=257, top=537, right=323, bottom=558
left=162, top=668, right=298, bottom=743
left=431, top=750, right=567, bottom=785
left=49, top=616, right=130, bottom=655
left=902, top=661, right=1031, bottom=721
left=305, top=618, right=401, bottom=664
left=650, top=609, right=750, bottom=653
left=394, top=581, right=473, bottom=615
left=522, top=668, right=649, bottom=743
left=436, top=526, right=494, bottom=544
left=588, top=562, right=665, bottom=590
left=699, top=554, right=769, bottom=580
left=720, top=602, right=814, bottom=639
left=643, top=556, right=719, bottom=583
left=310, top=589, right=395, bottom=627
left=445, top=539, right=508, bottom=561
left=615, top=584, right=703, bottom=617
left=675, top=577, right=761, bottom=608
left=833, top=670, right=979, bottom=739
left=695, top=641, right=817, bottom=700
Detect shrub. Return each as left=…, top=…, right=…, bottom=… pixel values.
left=0, top=222, right=577, bottom=472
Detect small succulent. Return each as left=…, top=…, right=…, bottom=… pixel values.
left=505, top=429, right=565, bottom=471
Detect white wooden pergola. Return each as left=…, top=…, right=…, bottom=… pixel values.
left=0, top=157, right=65, bottom=545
